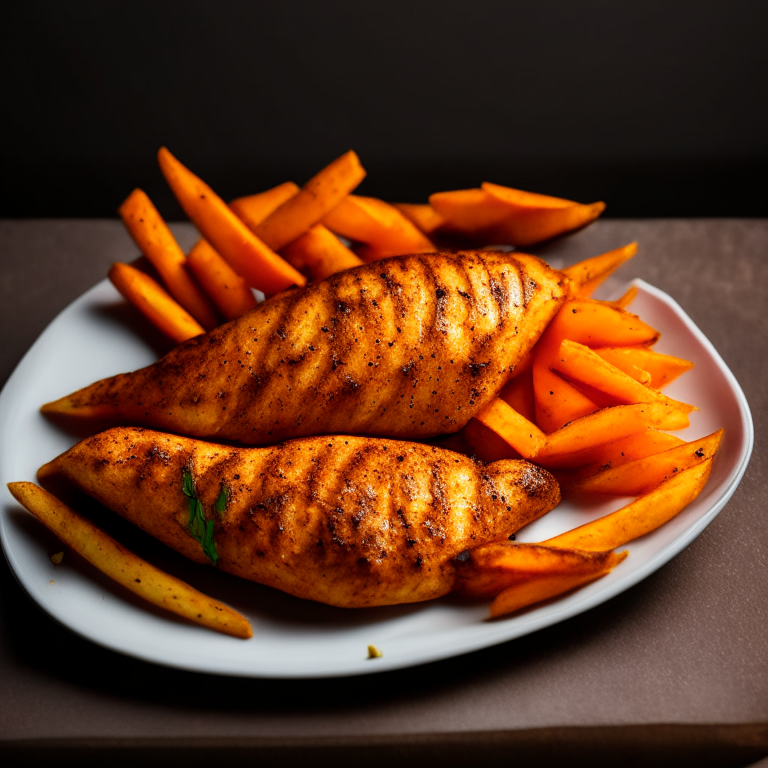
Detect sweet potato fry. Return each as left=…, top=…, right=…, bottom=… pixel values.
left=539, top=428, right=685, bottom=471
left=324, top=195, right=436, bottom=258
left=543, top=299, right=661, bottom=349
left=393, top=202, right=447, bottom=236
left=229, top=181, right=300, bottom=231
left=543, top=459, right=714, bottom=551
left=254, top=150, right=366, bottom=251
left=476, top=399, right=681, bottom=463
left=594, top=346, right=694, bottom=389
left=567, top=429, right=723, bottom=496
left=427, top=185, right=605, bottom=246
left=109, top=262, right=205, bottom=344
left=563, top=242, right=637, bottom=298
left=529, top=297, right=663, bottom=431
left=489, top=551, right=627, bottom=618
left=499, top=368, right=536, bottom=423
left=509, top=348, right=534, bottom=379
left=459, top=417, right=522, bottom=463
left=281, top=223, right=363, bottom=281
left=480, top=182, right=606, bottom=247
left=119, top=189, right=219, bottom=330
left=603, top=362, right=652, bottom=386
left=551, top=339, right=695, bottom=426
left=427, top=187, right=506, bottom=239
left=7, top=482, right=252, bottom=638
left=536, top=402, right=685, bottom=462
left=157, top=147, right=305, bottom=296
left=473, top=397, right=547, bottom=459
left=456, top=541, right=625, bottom=598
left=532, top=361, right=600, bottom=433
left=609, top=285, right=639, bottom=309
left=186, top=239, right=257, bottom=321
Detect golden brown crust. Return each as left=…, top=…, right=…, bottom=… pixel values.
left=39, top=427, right=561, bottom=607
left=42, top=251, right=568, bottom=444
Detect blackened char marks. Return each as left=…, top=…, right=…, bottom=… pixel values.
left=423, top=255, right=450, bottom=336
left=523, top=276, right=539, bottom=306
left=426, top=460, right=449, bottom=545
left=468, top=361, right=490, bottom=378
left=488, top=276, right=508, bottom=324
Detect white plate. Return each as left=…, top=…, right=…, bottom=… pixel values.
left=0, top=278, right=753, bottom=678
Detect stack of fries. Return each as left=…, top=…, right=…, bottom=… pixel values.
left=110, top=148, right=609, bottom=340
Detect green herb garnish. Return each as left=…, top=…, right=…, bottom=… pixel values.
left=181, top=466, right=219, bottom=566
left=214, top=484, right=229, bottom=517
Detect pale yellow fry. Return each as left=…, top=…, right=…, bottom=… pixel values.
left=542, top=459, right=713, bottom=552
left=7, top=482, right=252, bottom=639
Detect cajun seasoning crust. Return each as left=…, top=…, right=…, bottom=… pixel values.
left=38, top=427, right=561, bottom=608
left=42, top=251, right=568, bottom=444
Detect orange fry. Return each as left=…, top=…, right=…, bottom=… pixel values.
left=499, top=368, right=536, bottom=423
left=608, top=285, right=638, bottom=309
left=540, top=428, right=685, bottom=471
left=476, top=400, right=681, bottom=463
left=8, top=482, right=252, bottom=638
left=544, top=459, right=714, bottom=551
left=481, top=182, right=606, bottom=246
left=536, top=402, right=685, bottom=461
left=118, top=189, right=219, bottom=330
left=324, top=195, right=436, bottom=258
left=186, top=239, right=257, bottom=321
left=255, top=150, right=366, bottom=251
left=543, top=298, right=660, bottom=349
left=509, top=348, right=534, bottom=379
left=563, top=242, right=637, bottom=298
left=473, top=398, right=547, bottom=459
left=429, top=185, right=606, bottom=247
left=459, top=417, right=521, bottom=463
left=281, top=223, right=363, bottom=281
left=456, top=541, right=624, bottom=598
left=551, top=339, right=695, bottom=427
left=594, top=346, right=694, bottom=390
left=427, top=187, right=506, bottom=238
left=393, top=202, right=447, bottom=236
left=567, top=429, right=723, bottom=496
left=229, top=181, right=300, bottom=231
left=489, top=553, right=627, bottom=618
left=532, top=361, right=599, bottom=433
left=157, top=147, right=305, bottom=296
left=109, top=262, right=204, bottom=344
left=606, top=362, right=652, bottom=386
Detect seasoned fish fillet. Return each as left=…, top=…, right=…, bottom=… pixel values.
left=38, top=428, right=560, bottom=608
left=42, top=251, right=567, bottom=444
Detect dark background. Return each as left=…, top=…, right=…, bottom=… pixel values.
left=1, top=0, right=767, bottom=219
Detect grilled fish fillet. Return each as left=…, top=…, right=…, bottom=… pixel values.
left=38, top=427, right=560, bottom=608
left=42, top=251, right=567, bottom=444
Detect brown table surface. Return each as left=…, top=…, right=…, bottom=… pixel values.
left=0, top=219, right=766, bottom=768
